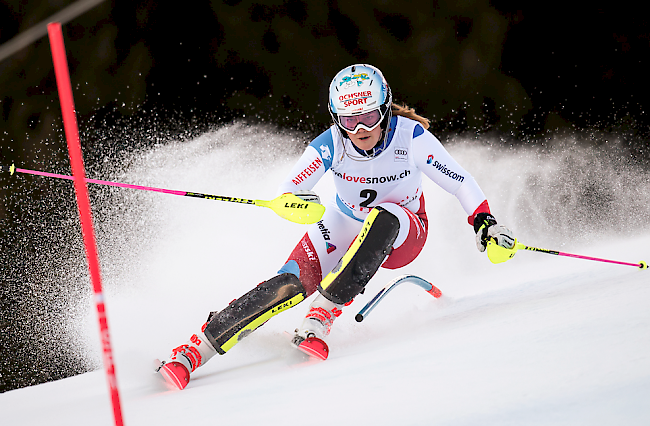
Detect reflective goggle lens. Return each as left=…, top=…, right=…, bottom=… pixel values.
left=338, top=110, right=382, bottom=133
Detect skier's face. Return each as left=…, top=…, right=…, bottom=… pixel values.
left=346, top=125, right=382, bottom=151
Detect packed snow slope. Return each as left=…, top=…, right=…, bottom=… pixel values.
left=2, top=124, right=650, bottom=425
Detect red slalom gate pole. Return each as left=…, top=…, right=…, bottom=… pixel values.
left=47, top=22, right=125, bottom=426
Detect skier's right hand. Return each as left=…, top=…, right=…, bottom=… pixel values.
left=292, top=189, right=321, bottom=204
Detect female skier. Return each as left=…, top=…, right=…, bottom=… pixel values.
left=156, top=64, right=515, bottom=389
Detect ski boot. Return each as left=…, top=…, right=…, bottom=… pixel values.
left=291, top=293, right=346, bottom=360
left=155, top=330, right=217, bottom=390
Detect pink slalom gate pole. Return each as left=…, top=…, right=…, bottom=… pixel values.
left=47, top=22, right=125, bottom=426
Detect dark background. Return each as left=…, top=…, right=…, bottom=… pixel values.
left=1, top=0, right=649, bottom=392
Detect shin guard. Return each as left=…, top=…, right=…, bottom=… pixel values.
left=203, top=273, right=306, bottom=354
left=318, top=207, right=399, bottom=305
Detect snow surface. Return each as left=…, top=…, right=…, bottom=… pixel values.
left=2, top=124, right=649, bottom=425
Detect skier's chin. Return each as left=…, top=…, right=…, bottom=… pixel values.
left=349, top=130, right=381, bottom=150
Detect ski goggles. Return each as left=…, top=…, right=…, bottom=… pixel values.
left=337, top=109, right=383, bottom=134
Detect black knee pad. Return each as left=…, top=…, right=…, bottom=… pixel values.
left=203, top=273, right=306, bottom=354
left=318, top=207, right=399, bottom=305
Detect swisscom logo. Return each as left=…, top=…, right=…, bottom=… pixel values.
left=427, top=155, right=465, bottom=182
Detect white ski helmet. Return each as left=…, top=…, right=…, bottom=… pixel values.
left=328, top=64, right=392, bottom=136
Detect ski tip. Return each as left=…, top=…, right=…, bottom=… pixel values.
left=156, top=360, right=190, bottom=390
left=297, top=337, right=329, bottom=360
left=640, top=261, right=647, bottom=270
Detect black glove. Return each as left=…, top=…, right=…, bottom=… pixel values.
left=473, top=213, right=515, bottom=252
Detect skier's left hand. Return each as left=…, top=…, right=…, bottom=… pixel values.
left=473, top=213, right=515, bottom=252
left=292, top=189, right=321, bottom=204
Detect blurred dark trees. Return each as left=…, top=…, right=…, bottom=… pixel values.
left=2, top=1, right=647, bottom=172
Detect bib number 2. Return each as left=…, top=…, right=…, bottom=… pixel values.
left=359, top=189, right=377, bottom=208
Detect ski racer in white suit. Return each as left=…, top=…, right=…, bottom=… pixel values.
left=156, top=64, right=515, bottom=389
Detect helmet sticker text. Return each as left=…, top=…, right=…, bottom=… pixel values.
left=339, top=91, right=372, bottom=108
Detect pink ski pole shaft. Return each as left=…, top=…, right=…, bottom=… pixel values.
left=1, top=164, right=255, bottom=204
left=8, top=165, right=187, bottom=196
left=520, top=244, right=648, bottom=270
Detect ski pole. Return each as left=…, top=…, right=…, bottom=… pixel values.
left=486, top=238, right=648, bottom=269
left=0, top=163, right=325, bottom=225
left=356, top=275, right=442, bottom=322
